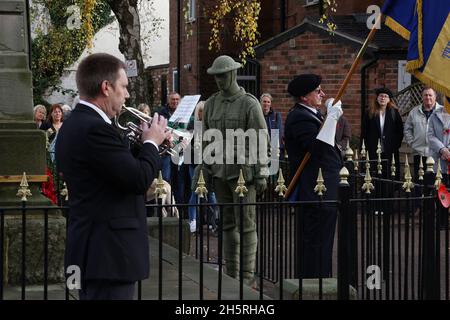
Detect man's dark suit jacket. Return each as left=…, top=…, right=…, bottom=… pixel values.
left=285, top=104, right=343, bottom=202
left=56, top=103, right=161, bottom=282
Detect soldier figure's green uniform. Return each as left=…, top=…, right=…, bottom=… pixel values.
left=199, top=55, right=269, bottom=284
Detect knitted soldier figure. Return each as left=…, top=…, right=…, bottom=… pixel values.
left=194, top=55, right=269, bottom=285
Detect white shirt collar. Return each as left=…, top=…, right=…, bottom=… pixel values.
left=79, top=99, right=112, bottom=124
left=299, top=103, right=320, bottom=115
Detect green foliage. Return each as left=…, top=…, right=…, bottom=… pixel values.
left=207, top=0, right=261, bottom=63
left=31, top=0, right=113, bottom=105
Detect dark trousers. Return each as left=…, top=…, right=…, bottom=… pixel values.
left=79, top=280, right=136, bottom=300
left=295, top=204, right=337, bottom=278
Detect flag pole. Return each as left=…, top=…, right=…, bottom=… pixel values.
left=284, top=14, right=382, bottom=199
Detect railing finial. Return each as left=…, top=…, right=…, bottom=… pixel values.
left=418, top=156, right=424, bottom=181
left=362, top=166, right=374, bottom=194
left=360, top=139, right=366, bottom=160
left=339, top=167, right=350, bottom=186
left=426, top=156, right=435, bottom=173
left=402, top=155, right=414, bottom=193
left=235, top=169, right=248, bottom=198
left=154, top=170, right=167, bottom=199
left=195, top=169, right=208, bottom=199
left=314, top=168, right=327, bottom=196
left=16, top=172, right=32, bottom=202
left=435, top=161, right=442, bottom=190
left=345, top=140, right=354, bottom=162
left=275, top=169, right=287, bottom=197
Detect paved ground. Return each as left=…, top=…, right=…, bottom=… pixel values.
left=1, top=235, right=267, bottom=300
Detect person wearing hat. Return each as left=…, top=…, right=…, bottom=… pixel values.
left=284, top=73, right=343, bottom=279
left=361, top=87, right=403, bottom=180
left=192, top=55, right=269, bottom=285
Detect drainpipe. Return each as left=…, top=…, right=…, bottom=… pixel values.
left=280, top=0, right=286, bottom=32
left=177, top=0, right=181, bottom=93
left=360, top=56, right=379, bottom=130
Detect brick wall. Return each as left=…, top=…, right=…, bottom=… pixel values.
left=170, top=0, right=285, bottom=100
left=286, top=0, right=384, bottom=28
left=169, top=0, right=220, bottom=99
left=258, top=30, right=399, bottom=137
left=168, top=0, right=399, bottom=138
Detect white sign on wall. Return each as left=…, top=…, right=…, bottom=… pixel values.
left=398, top=60, right=411, bottom=91
left=125, top=59, right=138, bottom=77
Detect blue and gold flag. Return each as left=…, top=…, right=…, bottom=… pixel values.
left=382, top=0, right=450, bottom=98
left=382, top=0, right=417, bottom=40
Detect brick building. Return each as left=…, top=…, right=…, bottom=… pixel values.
left=151, top=0, right=408, bottom=136
left=255, top=15, right=407, bottom=136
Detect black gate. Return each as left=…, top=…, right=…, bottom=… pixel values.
left=237, top=58, right=260, bottom=98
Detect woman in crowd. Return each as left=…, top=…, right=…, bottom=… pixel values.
left=137, top=103, right=151, bottom=116
left=33, top=104, right=47, bottom=129
left=40, top=103, right=64, bottom=144
left=40, top=104, right=64, bottom=203
left=361, top=87, right=404, bottom=179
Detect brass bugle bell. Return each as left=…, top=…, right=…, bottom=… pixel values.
left=114, top=105, right=191, bottom=156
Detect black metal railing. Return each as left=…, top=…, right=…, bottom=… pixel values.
left=0, top=157, right=448, bottom=300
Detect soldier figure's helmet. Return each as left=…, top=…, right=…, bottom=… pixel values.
left=207, top=55, right=242, bottom=75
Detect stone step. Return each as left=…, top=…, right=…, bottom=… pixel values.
left=277, top=278, right=357, bottom=300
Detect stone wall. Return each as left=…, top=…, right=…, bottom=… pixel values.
left=3, top=211, right=66, bottom=285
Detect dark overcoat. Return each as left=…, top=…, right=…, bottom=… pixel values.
left=285, top=104, right=343, bottom=202
left=56, top=103, right=161, bottom=282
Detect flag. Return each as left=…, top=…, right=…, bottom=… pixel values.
left=382, top=0, right=417, bottom=40
left=382, top=0, right=450, bottom=98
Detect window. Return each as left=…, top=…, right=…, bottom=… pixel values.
left=172, top=69, right=179, bottom=93
left=305, top=0, right=319, bottom=5
left=188, top=0, right=196, bottom=22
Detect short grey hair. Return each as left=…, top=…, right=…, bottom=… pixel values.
left=260, top=93, right=273, bottom=102
left=33, top=104, right=47, bottom=114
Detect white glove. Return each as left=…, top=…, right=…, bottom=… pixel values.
left=325, top=98, right=343, bottom=120
left=316, top=98, right=343, bottom=146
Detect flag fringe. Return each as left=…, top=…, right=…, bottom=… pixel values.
left=385, top=16, right=411, bottom=40
left=406, top=59, right=422, bottom=72
left=412, top=71, right=450, bottom=99
left=416, top=0, right=425, bottom=73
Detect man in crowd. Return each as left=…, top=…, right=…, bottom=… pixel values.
left=56, top=53, right=168, bottom=300
left=404, top=87, right=442, bottom=179
left=260, top=93, right=284, bottom=159
left=156, top=92, right=181, bottom=183
left=284, top=74, right=343, bottom=278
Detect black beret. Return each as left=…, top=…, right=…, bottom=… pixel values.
left=375, top=87, right=394, bottom=99
left=288, top=74, right=322, bottom=97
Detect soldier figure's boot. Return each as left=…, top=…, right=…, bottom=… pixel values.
left=223, top=229, right=258, bottom=285
left=223, top=230, right=240, bottom=279
left=241, top=230, right=258, bottom=286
